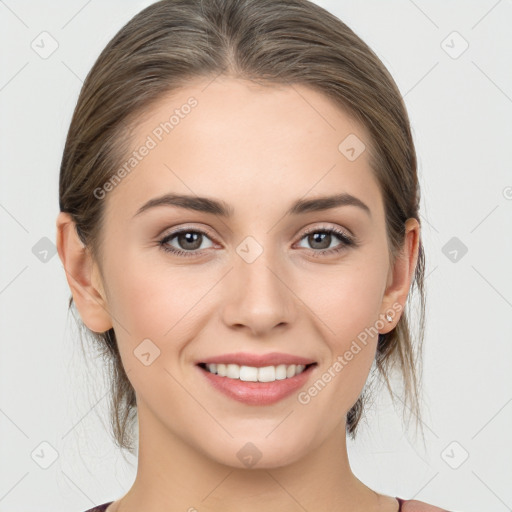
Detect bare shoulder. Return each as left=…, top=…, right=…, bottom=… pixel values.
left=401, top=499, right=451, bottom=512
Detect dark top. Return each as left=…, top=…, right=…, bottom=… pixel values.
left=83, top=497, right=414, bottom=511
left=82, top=496, right=455, bottom=511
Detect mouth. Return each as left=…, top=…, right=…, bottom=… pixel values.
left=197, top=362, right=317, bottom=382
left=196, top=361, right=318, bottom=406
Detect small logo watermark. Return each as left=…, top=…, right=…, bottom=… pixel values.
left=31, top=31, right=59, bottom=59
left=441, top=31, right=469, bottom=59
left=338, top=133, right=366, bottom=162
left=441, top=236, right=468, bottom=263
left=236, top=442, right=262, bottom=468
left=133, top=338, right=161, bottom=366
left=440, top=440, right=469, bottom=469
left=32, top=236, right=57, bottom=263
left=31, top=441, right=59, bottom=469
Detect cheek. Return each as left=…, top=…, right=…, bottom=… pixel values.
left=299, top=258, right=387, bottom=344
left=103, top=253, right=222, bottom=380
left=293, top=257, right=387, bottom=407
left=104, top=259, right=208, bottom=397
left=105, top=251, right=205, bottom=336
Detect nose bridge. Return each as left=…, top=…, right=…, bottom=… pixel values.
left=222, top=234, right=295, bottom=333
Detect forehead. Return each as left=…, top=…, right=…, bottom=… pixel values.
left=107, top=77, right=382, bottom=220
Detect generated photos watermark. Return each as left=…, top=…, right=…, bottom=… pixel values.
left=93, top=96, right=198, bottom=200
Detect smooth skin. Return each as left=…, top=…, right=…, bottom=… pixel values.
left=57, top=77, right=420, bottom=512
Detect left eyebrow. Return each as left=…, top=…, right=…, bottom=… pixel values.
left=288, top=193, right=371, bottom=217
left=132, top=192, right=371, bottom=218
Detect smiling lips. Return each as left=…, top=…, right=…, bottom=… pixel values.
left=196, top=352, right=317, bottom=405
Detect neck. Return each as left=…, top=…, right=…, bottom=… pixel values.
left=114, top=401, right=385, bottom=512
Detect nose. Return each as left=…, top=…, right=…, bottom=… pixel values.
left=221, top=245, right=296, bottom=337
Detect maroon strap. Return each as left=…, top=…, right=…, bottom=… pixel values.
left=82, top=502, right=113, bottom=512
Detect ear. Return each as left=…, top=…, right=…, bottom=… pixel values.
left=56, top=212, right=113, bottom=333
left=379, top=218, right=421, bottom=334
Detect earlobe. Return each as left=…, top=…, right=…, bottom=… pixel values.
left=56, top=212, right=113, bottom=333
left=379, top=218, right=421, bottom=333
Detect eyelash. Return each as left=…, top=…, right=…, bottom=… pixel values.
left=158, top=225, right=357, bottom=259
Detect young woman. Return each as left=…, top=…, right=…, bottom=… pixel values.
left=56, top=0, right=453, bottom=510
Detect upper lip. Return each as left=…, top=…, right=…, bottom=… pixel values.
left=198, top=352, right=316, bottom=367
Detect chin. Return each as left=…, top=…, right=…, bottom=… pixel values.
left=200, top=432, right=313, bottom=470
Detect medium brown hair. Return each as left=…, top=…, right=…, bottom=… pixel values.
left=59, top=0, right=426, bottom=452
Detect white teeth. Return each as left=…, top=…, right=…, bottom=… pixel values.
left=204, top=363, right=309, bottom=382
left=226, top=364, right=239, bottom=379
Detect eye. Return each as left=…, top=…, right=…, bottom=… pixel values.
left=158, top=225, right=357, bottom=259
left=295, top=226, right=356, bottom=256
left=159, top=228, right=215, bottom=257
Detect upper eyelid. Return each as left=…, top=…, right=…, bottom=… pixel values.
left=160, top=224, right=217, bottom=243
left=300, top=224, right=352, bottom=238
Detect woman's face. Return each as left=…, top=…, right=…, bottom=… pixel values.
left=91, top=77, right=407, bottom=468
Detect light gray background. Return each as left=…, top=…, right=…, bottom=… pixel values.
left=1, top=1, right=511, bottom=511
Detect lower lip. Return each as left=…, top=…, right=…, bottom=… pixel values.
left=197, top=364, right=316, bottom=405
